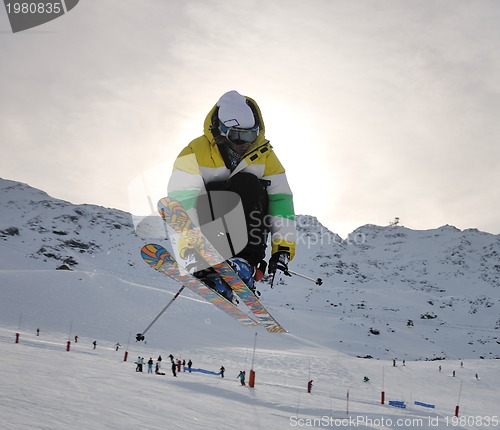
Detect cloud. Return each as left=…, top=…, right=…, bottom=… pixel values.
left=1, top=0, right=499, bottom=238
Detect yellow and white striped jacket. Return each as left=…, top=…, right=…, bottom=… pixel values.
left=167, top=95, right=296, bottom=260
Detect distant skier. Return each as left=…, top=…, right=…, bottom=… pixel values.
left=147, top=358, right=154, bottom=374
left=182, top=359, right=186, bottom=372
left=93, top=341, right=97, bottom=350
left=237, top=371, right=246, bottom=386
left=171, top=361, right=177, bottom=377
left=220, top=366, right=225, bottom=378
left=74, top=335, right=78, bottom=343
left=187, top=359, right=192, bottom=373
left=115, top=343, right=121, bottom=351
left=36, top=328, right=40, bottom=336
left=307, top=380, right=313, bottom=393
left=166, top=90, right=296, bottom=297
left=135, top=357, right=144, bottom=372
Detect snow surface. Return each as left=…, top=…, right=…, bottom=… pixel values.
left=1, top=178, right=499, bottom=429
left=1, top=328, right=498, bottom=430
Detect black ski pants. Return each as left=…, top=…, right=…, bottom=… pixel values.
left=196, top=172, right=269, bottom=267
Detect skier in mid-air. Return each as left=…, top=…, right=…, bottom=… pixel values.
left=167, top=90, right=296, bottom=300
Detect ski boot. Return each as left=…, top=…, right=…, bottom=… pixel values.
left=198, top=272, right=234, bottom=303
left=228, top=257, right=256, bottom=292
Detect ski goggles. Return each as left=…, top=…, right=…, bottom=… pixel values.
left=220, top=124, right=259, bottom=145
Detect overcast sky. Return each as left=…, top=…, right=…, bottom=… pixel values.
left=1, top=0, right=499, bottom=238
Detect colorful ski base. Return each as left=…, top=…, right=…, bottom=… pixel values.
left=141, top=244, right=259, bottom=328
left=158, top=197, right=287, bottom=333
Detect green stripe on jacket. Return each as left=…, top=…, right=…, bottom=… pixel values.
left=269, top=194, right=295, bottom=219
left=168, top=190, right=199, bottom=211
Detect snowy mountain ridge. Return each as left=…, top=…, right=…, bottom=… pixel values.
left=1, top=177, right=499, bottom=360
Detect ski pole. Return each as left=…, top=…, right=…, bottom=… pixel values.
left=284, top=269, right=323, bottom=286
left=136, top=284, right=186, bottom=341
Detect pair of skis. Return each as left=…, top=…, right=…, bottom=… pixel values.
left=140, top=197, right=286, bottom=333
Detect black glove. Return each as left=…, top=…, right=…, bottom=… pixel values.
left=268, top=251, right=289, bottom=275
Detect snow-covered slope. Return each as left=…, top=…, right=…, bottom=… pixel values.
left=1, top=178, right=499, bottom=360
left=1, top=178, right=499, bottom=430
left=2, top=327, right=498, bottom=430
